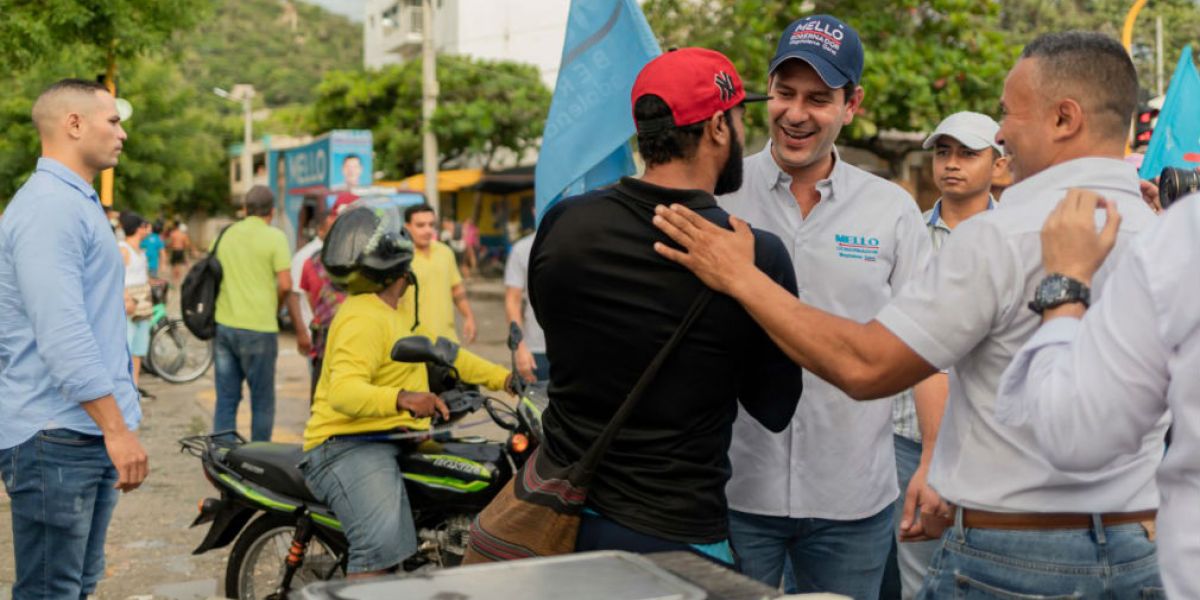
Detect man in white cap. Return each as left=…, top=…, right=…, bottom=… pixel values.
left=885, top=111, right=1008, bottom=599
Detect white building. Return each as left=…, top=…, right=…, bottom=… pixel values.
left=363, top=0, right=571, bottom=89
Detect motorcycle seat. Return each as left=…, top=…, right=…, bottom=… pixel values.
left=225, top=442, right=319, bottom=504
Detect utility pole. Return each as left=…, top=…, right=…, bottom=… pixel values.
left=100, top=44, right=117, bottom=207
left=240, top=86, right=255, bottom=198
left=214, top=85, right=256, bottom=201
left=1156, top=15, right=1164, bottom=97
left=422, top=0, right=440, bottom=216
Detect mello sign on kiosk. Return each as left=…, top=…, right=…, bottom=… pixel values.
left=267, top=130, right=422, bottom=252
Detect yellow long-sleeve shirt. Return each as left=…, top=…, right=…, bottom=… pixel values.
left=303, top=292, right=510, bottom=451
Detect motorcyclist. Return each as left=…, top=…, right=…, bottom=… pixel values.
left=299, top=201, right=513, bottom=578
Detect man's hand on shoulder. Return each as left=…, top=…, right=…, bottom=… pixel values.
left=652, top=204, right=757, bottom=295
left=1041, top=188, right=1121, bottom=286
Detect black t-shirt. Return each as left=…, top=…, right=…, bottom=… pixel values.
left=529, top=177, right=804, bottom=544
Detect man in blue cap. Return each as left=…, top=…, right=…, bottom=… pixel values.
left=715, top=15, right=932, bottom=599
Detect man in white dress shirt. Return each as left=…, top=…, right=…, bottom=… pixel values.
left=651, top=31, right=1165, bottom=598
left=996, top=190, right=1199, bottom=598
left=715, top=14, right=931, bottom=599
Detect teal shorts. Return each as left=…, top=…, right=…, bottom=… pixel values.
left=127, top=318, right=152, bottom=357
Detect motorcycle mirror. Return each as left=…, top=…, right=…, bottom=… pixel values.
left=432, top=336, right=460, bottom=366
left=508, top=321, right=523, bottom=351
left=390, top=336, right=447, bottom=366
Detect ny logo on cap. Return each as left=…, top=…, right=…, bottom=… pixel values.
left=714, top=71, right=736, bottom=102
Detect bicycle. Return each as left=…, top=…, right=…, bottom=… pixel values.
left=143, top=280, right=214, bottom=384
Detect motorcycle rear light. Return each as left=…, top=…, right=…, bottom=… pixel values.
left=509, top=433, right=530, bottom=454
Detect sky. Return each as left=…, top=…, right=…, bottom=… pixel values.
left=301, top=0, right=365, bottom=22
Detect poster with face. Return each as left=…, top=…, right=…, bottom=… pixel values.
left=265, top=130, right=375, bottom=251
left=330, top=151, right=372, bottom=191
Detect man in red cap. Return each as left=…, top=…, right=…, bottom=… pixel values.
left=526, top=48, right=804, bottom=561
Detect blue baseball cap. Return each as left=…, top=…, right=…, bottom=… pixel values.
left=769, top=15, right=864, bottom=89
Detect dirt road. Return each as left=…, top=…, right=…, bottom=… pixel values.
left=0, top=280, right=512, bottom=599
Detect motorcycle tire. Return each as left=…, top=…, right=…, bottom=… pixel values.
left=225, top=513, right=346, bottom=600
left=146, top=318, right=214, bottom=384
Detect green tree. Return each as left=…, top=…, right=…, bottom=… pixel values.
left=311, top=55, right=552, bottom=178
left=0, top=0, right=214, bottom=71
left=999, top=0, right=1200, bottom=95
left=0, top=53, right=229, bottom=216
left=643, top=0, right=1018, bottom=174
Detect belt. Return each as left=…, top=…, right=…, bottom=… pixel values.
left=961, top=508, right=1156, bottom=530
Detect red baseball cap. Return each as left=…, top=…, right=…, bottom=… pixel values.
left=631, top=47, right=768, bottom=133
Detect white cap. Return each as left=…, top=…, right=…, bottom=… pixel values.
left=922, top=111, right=1003, bottom=154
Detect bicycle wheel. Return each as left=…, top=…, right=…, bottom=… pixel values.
left=147, top=319, right=214, bottom=384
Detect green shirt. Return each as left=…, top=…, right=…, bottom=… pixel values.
left=213, top=216, right=291, bottom=332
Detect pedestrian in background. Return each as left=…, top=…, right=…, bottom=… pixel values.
left=119, top=211, right=154, bottom=393
left=882, top=111, right=1007, bottom=599
left=0, top=77, right=147, bottom=598
left=503, top=228, right=548, bottom=382
left=404, top=204, right=477, bottom=344
left=462, top=217, right=480, bottom=278
left=211, top=185, right=311, bottom=441
left=168, top=222, right=191, bottom=282
left=141, top=218, right=167, bottom=279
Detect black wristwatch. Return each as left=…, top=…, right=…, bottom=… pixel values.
left=1028, top=274, right=1090, bottom=315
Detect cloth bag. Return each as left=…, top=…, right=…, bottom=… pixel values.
left=126, top=283, right=154, bottom=321
left=463, top=289, right=713, bottom=563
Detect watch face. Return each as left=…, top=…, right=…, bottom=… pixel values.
left=1036, top=276, right=1070, bottom=306
left=1033, top=274, right=1087, bottom=312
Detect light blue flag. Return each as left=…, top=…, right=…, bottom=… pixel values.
left=1141, top=45, right=1200, bottom=179
left=535, top=0, right=661, bottom=221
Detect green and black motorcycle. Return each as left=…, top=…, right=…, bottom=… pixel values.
left=180, top=325, right=548, bottom=599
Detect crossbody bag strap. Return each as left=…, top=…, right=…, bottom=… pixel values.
left=572, top=287, right=714, bottom=484
left=209, top=225, right=231, bottom=257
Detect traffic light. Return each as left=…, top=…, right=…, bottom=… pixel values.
left=1135, top=105, right=1158, bottom=147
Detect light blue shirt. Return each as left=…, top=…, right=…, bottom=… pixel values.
left=0, top=157, right=141, bottom=449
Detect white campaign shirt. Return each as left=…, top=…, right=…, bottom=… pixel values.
left=503, top=235, right=546, bottom=353
left=719, top=146, right=932, bottom=519
left=876, top=157, right=1164, bottom=513
left=996, top=196, right=1200, bottom=598
left=290, top=237, right=323, bottom=331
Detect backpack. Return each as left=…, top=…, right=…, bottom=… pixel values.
left=180, top=226, right=231, bottom=340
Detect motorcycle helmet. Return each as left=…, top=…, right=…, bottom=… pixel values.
left=321, top=197, right=415, bottom=295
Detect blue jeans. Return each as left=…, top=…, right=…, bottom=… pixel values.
left=300, top=439, right=417, bottom=573
left=576, top=509, right=734, bottom=566
left=883, top=434, right=941, bottom=599
left=918, top=507, right=1164, bottom=599
left=730, top=505, right=895, bottom=600
left=214, top=324, right=278, bottom=441
left=0, top=429, right=120, bottom=599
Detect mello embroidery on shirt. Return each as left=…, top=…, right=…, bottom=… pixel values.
left=834, top=234, right=880, bottom=262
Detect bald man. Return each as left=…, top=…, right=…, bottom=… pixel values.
left=0, top=78, right=147, bottom=598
